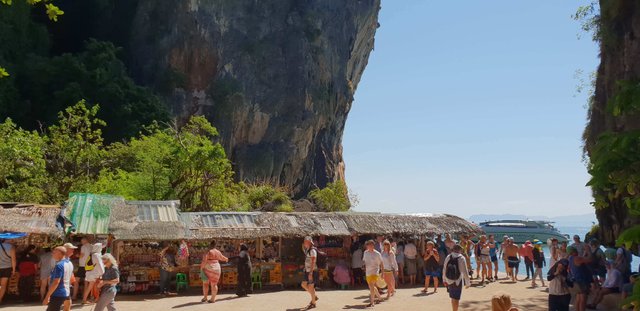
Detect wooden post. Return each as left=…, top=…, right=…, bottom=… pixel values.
left=257, top=238, right=263, bottom=259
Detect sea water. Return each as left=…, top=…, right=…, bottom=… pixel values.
left=469, top=226, right=640, bottom=277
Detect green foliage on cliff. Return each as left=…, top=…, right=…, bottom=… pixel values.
left=588, top=80, right=640, bottom=215
left=587, top=79, right=640, bottom=308
left=91, top=116, right=235, bottom=211
left=0, top=2, right=168, bottom=142
left=309, top=180, right=352, bottom=212
left=0, top=0, right=64, bottom=77
left=242, top=184, right=293, bottom=211
left=0, top=101, right=299, bottom=213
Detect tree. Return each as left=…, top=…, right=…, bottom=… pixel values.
left=0, top=118, right=47, bottom=202
left=308, top=180, right=352, bottom=212
left=13, top=39, right=169, bottom=142
left=44, top=100, right=106, bottom=203
left=0, top=0, right=64, bottom=78
left=242, top=184, right=293, bottom=212
left=92, top=116, right=236, bottom=211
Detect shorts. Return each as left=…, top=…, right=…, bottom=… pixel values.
left=479, top=255, right=491, bottom=264
left=0, top=268, right=11, bottom=278
left=85, top=273, right=100, bottom=282
left=365, top=274, right=379, bottom=285
left=574, top=281, right=590, bottom=295
left=76, top=266, right=86, bottom=278
left=491, top=255, right=498, bottom=263
left=447, top=283, right=462, bottom=300
left=46, top=296, right=68, bottom=311
left=507, top=256, right=520, bottom=268
left=424, top=269, right=441, bottom=278
left=303, top=271, right=319, bottom=285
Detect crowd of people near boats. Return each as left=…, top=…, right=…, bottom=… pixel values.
left=0, top=231, right=636, bottom=311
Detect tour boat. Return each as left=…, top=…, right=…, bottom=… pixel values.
left=478, top=220, right=568, bottom=243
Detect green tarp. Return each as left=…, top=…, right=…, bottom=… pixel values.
left=67, top=193, right=124, bottom=234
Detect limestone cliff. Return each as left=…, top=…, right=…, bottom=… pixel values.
left=585, top=1, right=640, bottom=246
left=127, top=0, right=380, bottom=197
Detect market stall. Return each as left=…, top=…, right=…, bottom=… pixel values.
left=180, top=212, right=284, bottom=289
left=0, top=203, right=64, bottom=298
left=109, top=200, right=189, bottom=294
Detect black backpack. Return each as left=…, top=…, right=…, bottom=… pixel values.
left=446, top=256, right=461, bottom=280
left=306, top=247, right=327, bottom=269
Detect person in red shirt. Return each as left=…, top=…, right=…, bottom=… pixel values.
left=18, top=245, right=39, bottom=302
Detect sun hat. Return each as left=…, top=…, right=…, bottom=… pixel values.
left=304, top=236, right=314, bottom=245
left=62, top=243, right=78, bottom=249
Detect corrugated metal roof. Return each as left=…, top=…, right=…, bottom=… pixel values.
left=128, top=200, right=180, bottom=222
left=67, top=193, right=124, bottom=235
left=195, top=212, right=260, bottom=228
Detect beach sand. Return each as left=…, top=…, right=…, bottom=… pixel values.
left=11, top=273, right=557, bottom=311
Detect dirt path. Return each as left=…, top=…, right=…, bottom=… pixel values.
left=9, top=275, right=550, bottom=310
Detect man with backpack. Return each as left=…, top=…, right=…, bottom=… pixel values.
left=442, top=244, right=471, bottom=311
left=615, top=244, right=633, bottom=283
left=301, top=237, right=319, bottom=310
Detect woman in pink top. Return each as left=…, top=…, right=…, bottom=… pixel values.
left=200, top=241, right=228, bottom=303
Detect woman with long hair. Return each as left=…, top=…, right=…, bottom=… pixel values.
left=200, top=241, right=229, bottom=303
left=95, top=254, right=119, bottom=311
left=381, top=240, right=398, bottom=299
left=422, top=241, right=440, bottom=293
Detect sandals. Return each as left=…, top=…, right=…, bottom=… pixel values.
left=306, top=303, right=317, bottom=310
left=208, top=299, right=215, bottom=303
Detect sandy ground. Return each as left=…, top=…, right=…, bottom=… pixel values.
left=7, top=274, right=553, bottom=311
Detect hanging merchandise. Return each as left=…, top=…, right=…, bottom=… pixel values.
left=177, top=240, right=190, bottom=267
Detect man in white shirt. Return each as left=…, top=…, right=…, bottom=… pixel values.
left=587, top=261, right=623, bottom=309
left=300, top=237, right=318, bottom=309
left=362, top=240, right=384, bottom=308
left=442, top=245, right=471, bottom=311
left=78, top=237, right=92, bottom=297
left=404, top=240, right=418, bottom=285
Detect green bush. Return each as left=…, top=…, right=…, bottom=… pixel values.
left=308, top=180, right=351, bottom=212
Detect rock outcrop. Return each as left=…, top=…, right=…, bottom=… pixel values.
left=127, top=0, right=380, bottom=197
left=584, top=1, right=640, bottom=246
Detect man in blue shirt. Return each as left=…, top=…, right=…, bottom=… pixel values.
left=43, top=246, right=73, bottom=311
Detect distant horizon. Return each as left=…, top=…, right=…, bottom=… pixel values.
left=345, top=1, right=598, bottom=218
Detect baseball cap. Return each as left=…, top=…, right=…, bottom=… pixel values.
left=304, top=236, right=314, bottom=245
left=63, top=243, right=78, bottom=249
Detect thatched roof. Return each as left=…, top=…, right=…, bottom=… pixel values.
left=179, top=212, right=481, bottom=240
left=109, top=201, right=187, bottom=241
left=0, top=203, right=63, bottom=237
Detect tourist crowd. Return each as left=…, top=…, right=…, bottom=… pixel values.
left=0, top=232, right=636, bottom=311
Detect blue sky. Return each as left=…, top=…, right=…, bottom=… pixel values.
left=343, top=1, right=599, bottom=218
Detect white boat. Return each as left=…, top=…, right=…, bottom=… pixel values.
left=478, top=220, right=568, bottom=243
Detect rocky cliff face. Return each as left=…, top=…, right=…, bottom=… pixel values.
left=585, top=1, right=640, bottom=246
left=127, top=0, right=380, bottom=197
